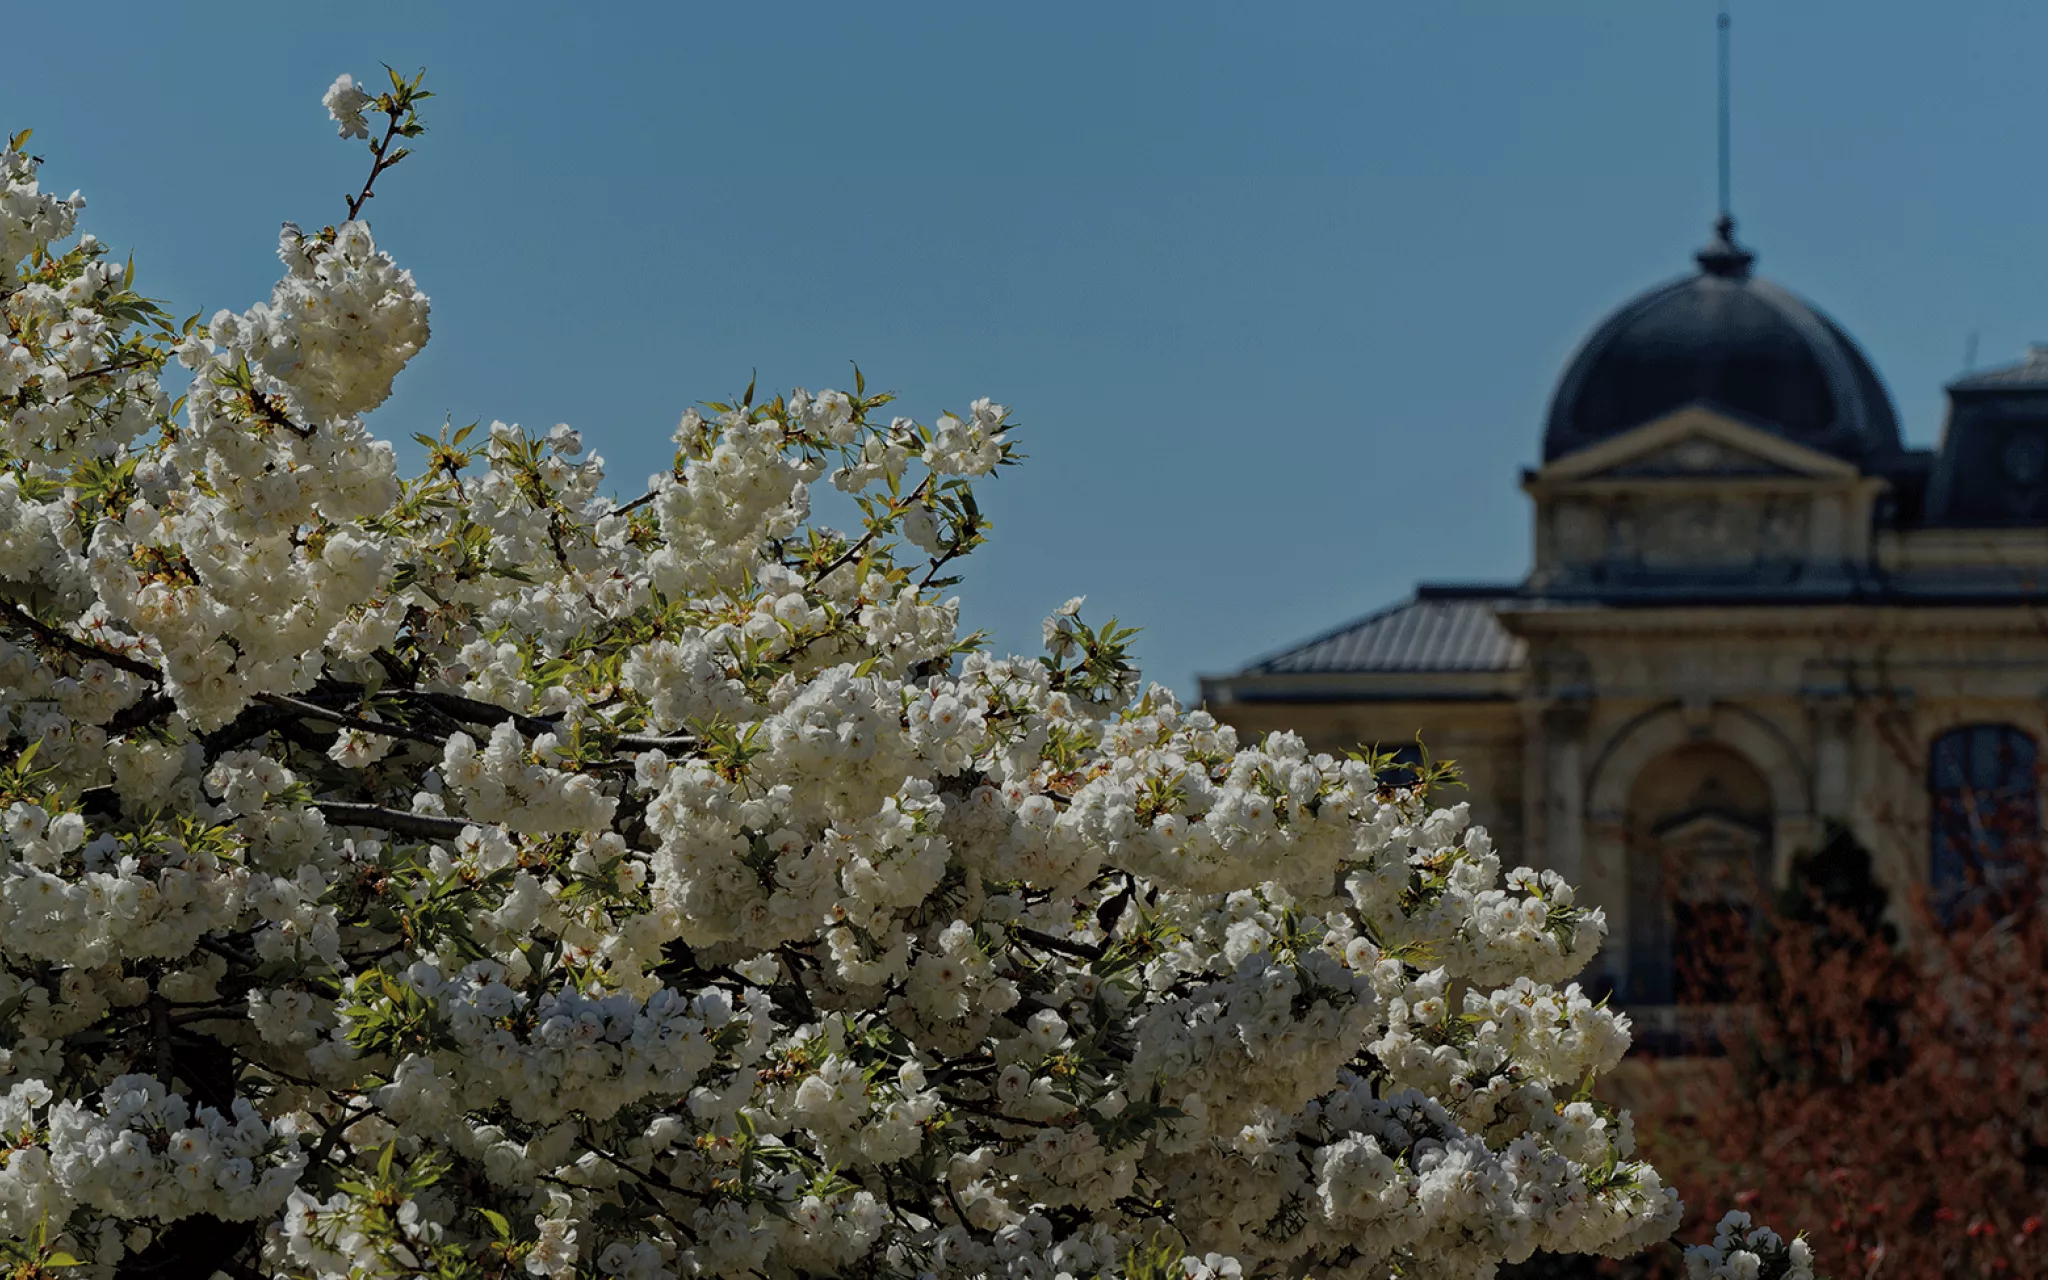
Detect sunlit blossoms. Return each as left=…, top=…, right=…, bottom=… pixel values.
left=0, top=71, right=1807, bottom=1280
left=1683, top=1213, right=1818, bottom=1280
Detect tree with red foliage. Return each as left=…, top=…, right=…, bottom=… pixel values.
left=1633, top=821, right=2048, bottom=1279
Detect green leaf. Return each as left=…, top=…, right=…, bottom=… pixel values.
left=477, top=1207, right=511, bottom=1239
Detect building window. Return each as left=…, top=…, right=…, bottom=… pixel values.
left=1929, top=724, right=2039, bottom=913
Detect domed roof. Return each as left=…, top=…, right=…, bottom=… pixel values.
left=1543, top=216, right=1901, bottom=463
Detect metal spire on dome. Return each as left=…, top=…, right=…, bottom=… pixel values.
left=1717, top=4, right=1731, bottom=219
left=1695, top=6, right=1755, bottom=278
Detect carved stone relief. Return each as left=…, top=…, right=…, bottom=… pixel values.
left=1545, top=493, right=1813, bottom=573
left=1554, top=499, right=1606, bottom=564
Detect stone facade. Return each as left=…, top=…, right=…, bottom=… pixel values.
left=1201, top=224, right=2048, bottom=1039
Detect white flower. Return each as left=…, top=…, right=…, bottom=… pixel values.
left=323, top=74, right=372, bottom=140
left=900, top=503, right=944, bottom=556
left=527, top=1215, right=578, bottom=1276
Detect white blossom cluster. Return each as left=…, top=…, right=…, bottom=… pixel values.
left=0, top=1076, right=303, bottom=1241
left=1683, top=1212, right=1818, bottom=1280
left=348, top=958, right=748, bottom=1127
left=0, top=75, right=1803, bottom=1280
left=0, top=146, right=168, bottom=471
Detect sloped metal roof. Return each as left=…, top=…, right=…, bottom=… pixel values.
left=1243, top=591, right=1526, bottom=675
left=1948, top=347, right=2048, bottom=393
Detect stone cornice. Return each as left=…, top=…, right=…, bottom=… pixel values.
left=1495, top=601, right=2048, bottom=637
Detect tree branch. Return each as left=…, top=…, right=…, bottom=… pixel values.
left=411, top=689, right=559, bottom=738
left=583, top=1140, right=708, bottom=1204
left=198, top=705, right=298, bottom=756
left=150, top=990, right=174, bottom=1083
left=813, top=476, right=931, bottom=583
left=613, top=732, right=698, bottom=752
left=107, top=692, right=177, bottom=734
left=400, top=689, right=691, bottom=753
left=259, top=692, right=446, bottom=747
left=346, top=104, right=410, bottom=222
left=918, top=537, right=973, bottom=589
left=67, top=352, right=155, bottom=382
left=314, top=801, right=472, bottom=841
left=308, top=1100, right=379, bottom=1171
left=1008, top=925, right=1106, bottom=963
left=5, top=603, right=160, bottom=681
left=239, top=383, right=313, bottom=438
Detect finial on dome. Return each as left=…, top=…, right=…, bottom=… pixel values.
left=1696, top=212, right=1755, bottom=278
left=1697, top=8, right=1753, bottom=278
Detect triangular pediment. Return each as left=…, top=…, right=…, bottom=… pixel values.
left=1539, top=406, right=1861, bottom=483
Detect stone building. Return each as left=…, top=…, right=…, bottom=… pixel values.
left=1199, top=216, right=2048, bottom=1041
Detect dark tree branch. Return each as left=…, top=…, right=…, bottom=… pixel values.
left=259, top=692, right=446, bottom=747
left=198, top=705, right=297, bottom=756
left=1009, top=925, right=1106, bottom=963
left=400, top=689, right=692, bottom=753
left=66, top=352, right=155, bottom=382
left=5, top=603, right=159, bottom=680
left=918, top=539, right=972, bottom=589
left=314, top=801, right=472, bottom=841
left=150, top=990, right=174, bottom=1083
left=307, top=1100, right=379, bottom=1170
left=346, top=104, right=411, bottom=222
left=813, top=475, right=932, bottom=583
left=412, top=689, right=559, bottom=738
left=583, top=1140, right=709, bottom=1204
left=106, top=692, right=177, bottom=734
left=240, top=383, right=313, bottom=438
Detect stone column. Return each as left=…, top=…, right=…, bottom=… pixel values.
left=1541, top=701, right=1591, bottom=884
left=1519, top=703, right=1548, bottom=869
left=1805, top=692, right=1855, bottom=824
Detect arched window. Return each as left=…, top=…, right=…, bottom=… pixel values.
left=1928, top=724, right=2039, bottom=914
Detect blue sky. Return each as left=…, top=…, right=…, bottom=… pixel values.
left=6, top=2, right=2045, bottom=696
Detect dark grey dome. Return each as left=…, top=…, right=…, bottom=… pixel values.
left=1543, top=217, right=1901, bottom=463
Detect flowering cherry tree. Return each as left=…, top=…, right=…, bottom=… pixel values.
left=0, top=73, right=1807, bottom=1280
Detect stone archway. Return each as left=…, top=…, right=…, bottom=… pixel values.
left=1586, top=701, right=1810, bottom=834
left=1578, top=703, right=1810, bottom=1005
left=1619, top=742, right=1775, bottom=1006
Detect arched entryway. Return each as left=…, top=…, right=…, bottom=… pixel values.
left=1621, top=741, right=1774, bottom=1006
